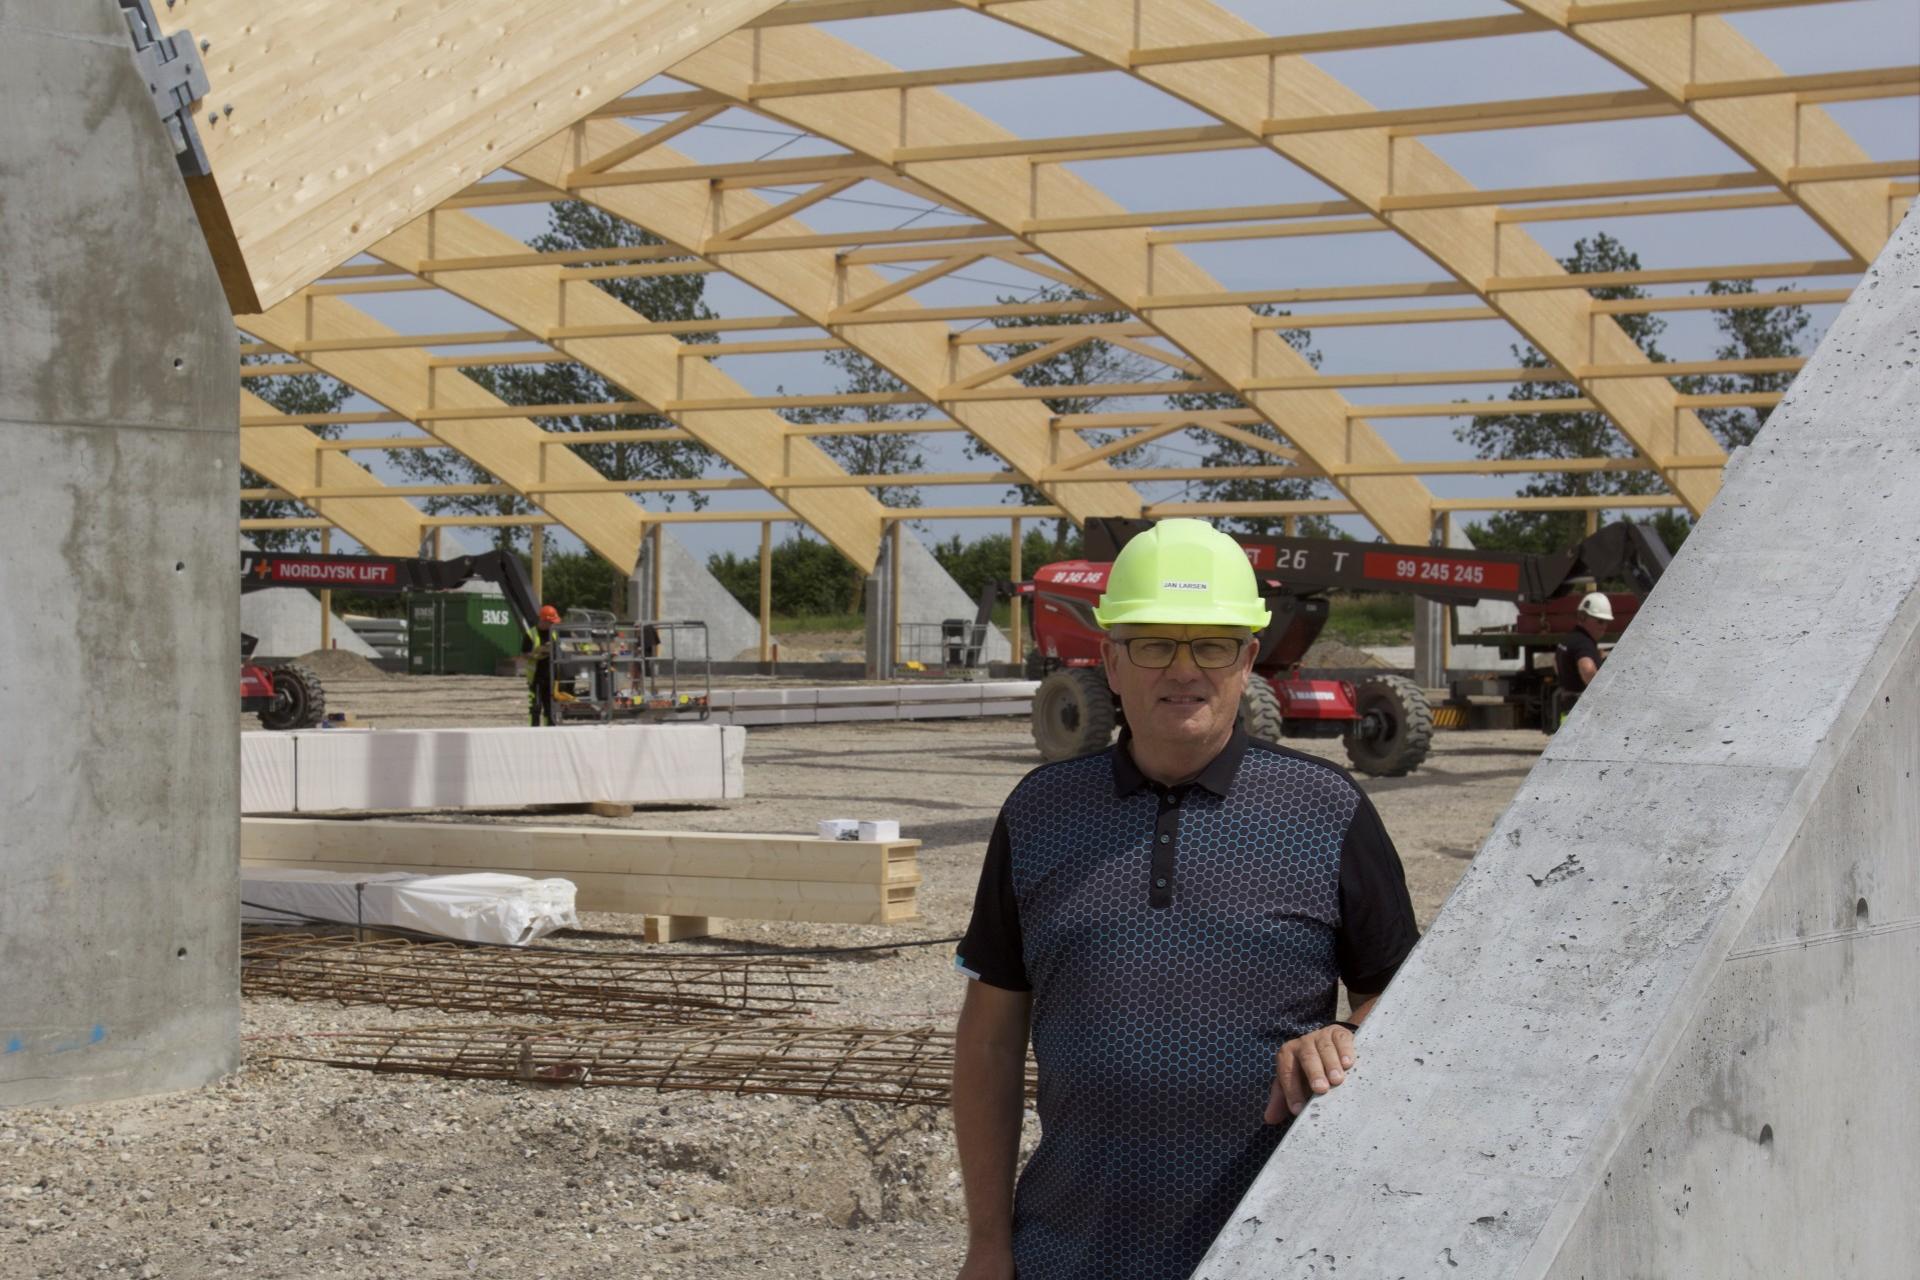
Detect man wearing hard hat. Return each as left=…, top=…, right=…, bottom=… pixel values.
left=1555, top=591, right=1613, bottom=698
left=524, top=604, right=562, bottom=726
left=950, top=519, right=1419, bottom=1280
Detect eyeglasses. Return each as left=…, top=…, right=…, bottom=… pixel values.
left=1118, top=635, right=1248, bottom=670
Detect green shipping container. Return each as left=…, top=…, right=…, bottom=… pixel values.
left=407, top=593, right=523, bottom=675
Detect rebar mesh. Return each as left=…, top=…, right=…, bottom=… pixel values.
left=271, top=1021, right=1037, bottom=1107
left=242, top=933, right=833, bottom=1023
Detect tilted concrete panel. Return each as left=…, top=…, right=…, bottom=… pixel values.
left=1199, top=202, right=1920, bottom=1278
left=0, top=1, right=240, bottom=1106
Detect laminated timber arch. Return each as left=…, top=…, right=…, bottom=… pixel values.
left=151, top=0, right=783, bottom=312
left=959, top=0, right=1746, bottom=518
left=669, top=25, right=1441, bottom=544
left=502, top=127, right=1147, bottom=525
left=1510, top=0, right=1904, bottom=260
left=241, top=290, right=656, bottom=571
left=364, top=207, right=890, bottom=569
left=237, top=388, right=422, bottom=555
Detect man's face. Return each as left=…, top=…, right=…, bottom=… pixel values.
left=1101, top=624, right=1254, bottom=749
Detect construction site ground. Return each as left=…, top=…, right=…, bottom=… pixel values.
left=14, top=676, right=1543, bottom=1279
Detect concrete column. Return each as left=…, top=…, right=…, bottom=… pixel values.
left=1, top=1, right=240, bottom=1106
left=1411, top=514, right=1445, bottom=688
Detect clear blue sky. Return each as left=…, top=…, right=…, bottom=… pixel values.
left=317, top=0, right=1919, bottom=564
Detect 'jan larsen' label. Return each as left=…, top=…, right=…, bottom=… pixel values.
left=1160, top=581, right=1207, bottom=591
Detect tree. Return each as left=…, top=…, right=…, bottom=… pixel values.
left=1455, top=234, right=1689, bottom=554
left=932, top=526, right=1084, bottom=598
left=539, top=548, right=628, bottom=616
left=708, top=535, right=864, bottom=617
left=386, top=201, right=718, bottom=553
left=1690, top=278, right=1810, bottom=449
left=1455, top=235, right=1810, bottom=554
left=1166, top=310, right=1343, bottom=538
left=973, top=285, right=1158, bottom=550
left=780, top=348, right=928, bottom=509
left=240, top=345, right=351, bottom=551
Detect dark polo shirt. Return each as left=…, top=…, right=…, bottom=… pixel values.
left=957, top=725, right=1418, bottom=1280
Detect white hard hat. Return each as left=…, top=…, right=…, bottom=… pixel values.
left=1577, top=592, right=1615, bottom=622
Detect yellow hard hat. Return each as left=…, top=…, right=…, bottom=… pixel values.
left=1093, top=518, right=1271, bottom=631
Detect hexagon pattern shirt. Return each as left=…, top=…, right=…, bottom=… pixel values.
left=956, top=726, right=1418, bottom=1280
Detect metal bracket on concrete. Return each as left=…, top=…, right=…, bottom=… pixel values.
left=118, top=0, right=211, bottom=178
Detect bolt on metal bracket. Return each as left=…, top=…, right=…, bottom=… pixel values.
left=119, top=0, right=212, bottom=178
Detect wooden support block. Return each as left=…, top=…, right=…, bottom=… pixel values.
left=644, top=915, right=714, bottom=943
left=587, top=801, right=635, bottom=818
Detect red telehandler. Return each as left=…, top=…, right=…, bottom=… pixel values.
left=1010, top=517, right=1670, bottom=777
left=239, top=550, right=540, bottom=730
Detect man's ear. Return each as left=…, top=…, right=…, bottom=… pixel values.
left=1101, top=637, right=1122, bottom=690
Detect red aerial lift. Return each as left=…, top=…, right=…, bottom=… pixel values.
left=239, top=550, right=539, bottom=730
left=1015, top=518, right=1670, bottom=776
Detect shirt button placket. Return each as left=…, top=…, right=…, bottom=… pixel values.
left=1150, top=791, right=1178, bottom=909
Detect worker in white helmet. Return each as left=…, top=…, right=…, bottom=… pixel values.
left=1554, top=591, right=1614, bottom=696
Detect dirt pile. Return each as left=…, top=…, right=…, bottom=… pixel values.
left=291, top=648, right=391, bottom=681
left=1299, top=638, right=1390, bottom=669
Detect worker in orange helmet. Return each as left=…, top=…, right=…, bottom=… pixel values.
left=524, top=604, right=562, bottom=726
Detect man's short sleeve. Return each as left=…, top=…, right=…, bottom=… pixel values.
left=955, top=813, right=1030, bottom=991
left=1335, top=791, right=1419, bottom=994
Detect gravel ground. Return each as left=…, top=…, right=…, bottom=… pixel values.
left=39, top=682, right=1542, bottom=1280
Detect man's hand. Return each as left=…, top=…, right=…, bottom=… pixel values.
left=1264, top=1023, right=1357, bottom=1124
left=956, top=1244, right=1017, bottom=1280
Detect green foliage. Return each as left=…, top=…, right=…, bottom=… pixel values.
left=1320, top=593, right=1415, bottom=646
left=1166, top=307, right=1344, bottom=539
left=540, top=548, right=628, bottom=616
left=781, top=348, right=928, bottom=508
left=240, top=345, right=351, bottom=551
left=971, top=285, right=1153, bottom=542
left=386, top=202, right=719, bottom=553
left=1455, top=234, right=1807, bottom=556
left=707, top=534, right=864, bottom=617
left=1691, top=278, right=1809, bottom=449
left=930, top=526, right=1084, bottom=598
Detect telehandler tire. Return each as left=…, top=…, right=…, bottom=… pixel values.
left=1030, top=668, right=1116, bottom=761
left=259, top=662, right=327, bottom=731
left=1342, top=674, right=1432, bottom=777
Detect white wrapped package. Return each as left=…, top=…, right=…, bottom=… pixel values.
left=240, top=733, right=296, bottom=813
left=242, top=866, right=578, bottom=945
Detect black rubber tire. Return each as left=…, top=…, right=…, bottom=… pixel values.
left=1030, top=668, right=1116, bottom=761
left=259, top=662, right=327, bottom=731
left=1239, top=677, right=1286, bottom=743
left=1342, top=674, right=1433, bottom=777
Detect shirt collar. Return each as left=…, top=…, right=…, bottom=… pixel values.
left=1111, top=723, right=1251, bottom=799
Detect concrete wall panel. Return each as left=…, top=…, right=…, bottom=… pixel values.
left=1197, top=204, right=1920, bottom=1277
left=0, top=2, right=240, bottom=1106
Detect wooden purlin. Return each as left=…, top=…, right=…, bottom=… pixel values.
left=154, top=0, right=783, bottom=312
left=240, top=295, right=648, bottom=572
left=375, top=209, right=887, bottom=570
left=236, top=389, right=424, bottom=555
left=967, top=0, right=1735, bottom=519
left=671, top=30, right=1439, bottom=544
left=1509, top=0, right=1904, bottom=260
left=508, top=126, right=1144, bottom=524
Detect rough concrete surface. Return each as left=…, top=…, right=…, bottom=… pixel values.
left=0, top=0, right=240, bottom=1107
left=632, top=528, right=761, bottom=663
left=1199, top=204, right=1920, bottom=1278
left=0, top=715, right=1539, bottom=1277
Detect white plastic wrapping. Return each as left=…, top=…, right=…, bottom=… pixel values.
left=241, top=866, right=578, bottom=945
left=238, top=723, right=746, bottom=814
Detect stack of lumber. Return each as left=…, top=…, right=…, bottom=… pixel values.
left=241, top=818, right=920, bottom=928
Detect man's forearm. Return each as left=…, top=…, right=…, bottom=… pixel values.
left=952, top=1037, right=1025, bottom=1247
